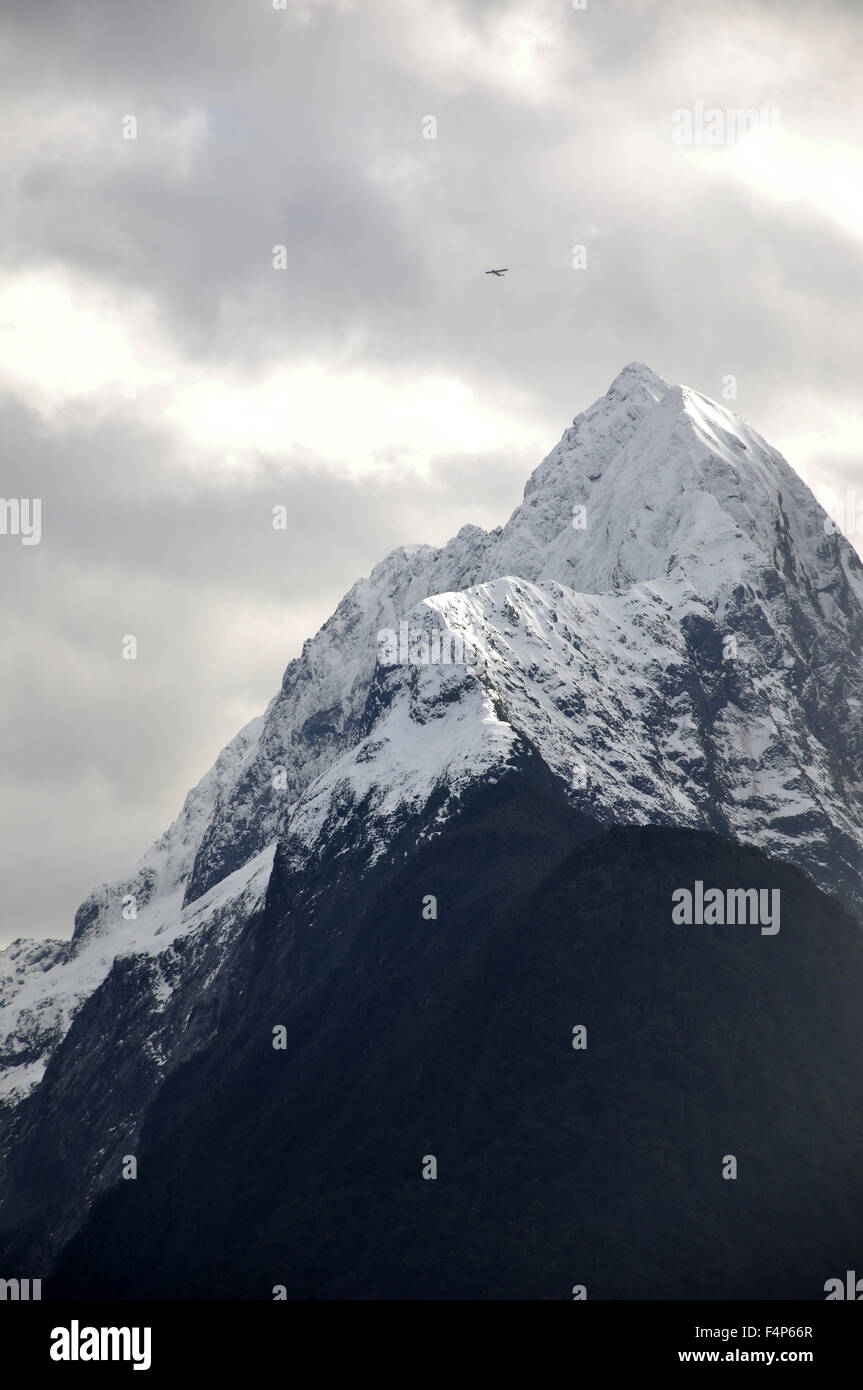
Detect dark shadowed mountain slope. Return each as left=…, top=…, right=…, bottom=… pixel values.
left=48, top=764, right=863, bottom=1301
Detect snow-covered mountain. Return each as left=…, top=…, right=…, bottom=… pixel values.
left=2, top=363, right=862, bottom=1247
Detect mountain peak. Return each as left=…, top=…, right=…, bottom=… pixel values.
left=3, top=358, right=863, bottom=1137
left=605, top=360, right=669, bottom=402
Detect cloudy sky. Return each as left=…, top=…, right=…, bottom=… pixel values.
left=1, top=0, right=861, bottom=946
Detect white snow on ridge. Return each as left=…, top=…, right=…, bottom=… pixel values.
left=285, top=571, right=859, bottom=893
left=0, top=842, right=276, bottom=1104
left=0, top=1057, right=49, bottom=1105
left=284, top=651, right=519, bottom=864
left=69, top=713, right=266, bottom=951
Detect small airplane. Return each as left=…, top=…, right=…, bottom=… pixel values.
left=484, top=267, right=508, bottom=277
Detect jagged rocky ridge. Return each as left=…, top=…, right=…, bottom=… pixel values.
left=1, top=363, right=862, bottom=1275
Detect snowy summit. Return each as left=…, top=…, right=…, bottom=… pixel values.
left=2, top=363, right=862, bottom=1115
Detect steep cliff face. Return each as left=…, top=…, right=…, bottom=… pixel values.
left=1, top=364, right=861, bottom=1287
